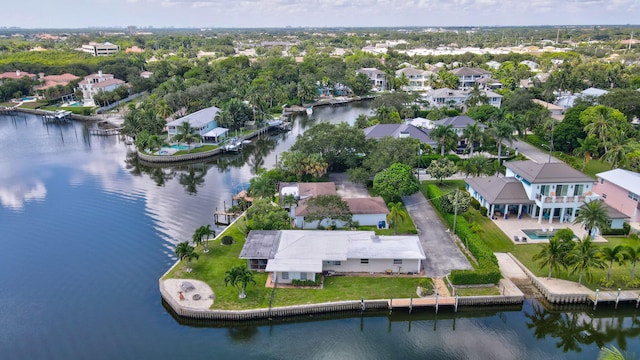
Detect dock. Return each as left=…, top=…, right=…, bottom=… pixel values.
left=42, top=110, right=72, bottom=123
left=222, top=138, right=244, bottom=152
left=89, top=127, right=122, bottom=136
left=0, top=106, right=17, bottom=115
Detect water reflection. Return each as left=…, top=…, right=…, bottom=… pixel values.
left=526, top=302, right=640, bottom=353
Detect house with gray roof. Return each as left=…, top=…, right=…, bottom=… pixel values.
left=240, top=230, right=425, bottom=282
left=363, top=123, right=436, bottom=147
left=422, top=88, right=502, bottom=109
left=466, top=160, right=598, bottom=224
left=166, top=106, right=221, bottom=141
left=356, top=67, right=387, bottom=91
left=395, top=67, right=433, bottom=91
left=449, top=67, right=491, bottom=90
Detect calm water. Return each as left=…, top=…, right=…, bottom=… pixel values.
left=0, top=105, right=639, bottom=360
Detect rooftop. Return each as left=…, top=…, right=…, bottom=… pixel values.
left=506, top=160, right=594, bottom=184
left=597, top=169, right=640, bottom=195
left=166, top=106, right=220, bottom=128
left=434, top=115, right=485, bottom=129
left=363, top=123, right=436, bottom=146
left=466, top=176, right=534, bottom=205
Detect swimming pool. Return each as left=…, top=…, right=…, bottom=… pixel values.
left=21, top=96, right=36, bottom=102
left=522, top=229, right=558, bottom=240
left=168, top=144, right=190, bottom=150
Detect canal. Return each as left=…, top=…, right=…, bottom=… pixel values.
left=0, top=104, right=639, bottom=359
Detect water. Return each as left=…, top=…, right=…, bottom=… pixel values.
left=1, top=105, right=639, bottom=359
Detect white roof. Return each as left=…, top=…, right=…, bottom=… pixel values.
left=597, top=169, right=640, bottom=195
left=203, top=127, right=228, bottom=137
left=263, top=230, right=425, bottom=273
left=581, top=87, right=609, bottom=97
left=166, top=106, right=220, bottom=128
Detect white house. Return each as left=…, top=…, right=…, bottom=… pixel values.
left=520, top=60, right=540, bottom=72
left=421, top=88, right=502, bottom=109
left=356, top=68, right=387, bottom=91
left=77, top=71, right=126, bottom=106
left=466, top=160, right=598, bottom=224
left=395, top=67, right=433, bottom=91
left=166, top=106, right=221, bottom=141
left=449, top=67, right=492, bottom=90
left=239, top=230, right=425, bottom=283
left=486, top=61, right=501, bottom=70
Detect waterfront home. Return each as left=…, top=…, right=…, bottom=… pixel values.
left=294, top=196, right=389, bottom=229
left=239, top=230, right=425, bottom=282
left=77, top=71, right=126, bottom=106
left=279, top=182, right=338, bottom=217
left=421, top=88, right=502, bottom=109
left=81, top=42, right=120, bottom=56
left=355, top=68, right=387, bottom=91
left=34, top=73, right=80, bottom=93
left=166, top=106, right=221, bottom=141
left=466, top=160, right=598, bottom=224
left=363, top=123, right=437, bottom=147
left=593, top=169, right=640, bottom=223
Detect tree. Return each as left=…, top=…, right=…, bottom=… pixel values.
left=462, top=122, right=483, bottom=156
left=573, top=200, right=610, bottom=238
left=395, top=73, right=409, bottom=91
left=303, top=194, right=352, bottom=229
left=462, top=155, right=494, bottom=177
left=533, top=238, right=570, bottom=279
left=198, top=225, right=215, bottom=253
left=580, top=105, right=628, bottom=155
left=192, top=227, right=204, bottom=252
left=599, top=245, right=627, bottom=282
left=175, top=241, right=199, bottom=273
left=297, top=78, right=317, bottom=104
left=248, top=175, right=276, bottom=199
left=246, top=199, right=291, bottom=230
left=173, top=121, right=202, bottom=152
left=362, top=136, right=419, bottom=175
left=435, top=68, right=459, bottom=89
left=291, top=122, right=368, bottom=171
left=373, top=163, right=420, bottom=202
left=625, top=239, right=640, bottom=280
left=488, top=119, right=516, bottom=165
left=426, top=158, right=457, bottom=184
left=430, top=124, right=458, bottom=156
left=566, top=236, right=604, bottom=286
left=224, top=265, right=256, bottom=299
left=465, top=84, right=488, bottom=109
left=440, top=190, right=471, bottom=214
left=349, top=72, right=372, bottom=96
left=386, top=202, right=407, bottom=235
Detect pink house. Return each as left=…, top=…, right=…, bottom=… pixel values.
left=593, top=169, right=640, bottom=222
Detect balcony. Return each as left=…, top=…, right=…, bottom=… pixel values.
left=535, top=194, right=586, bottom=204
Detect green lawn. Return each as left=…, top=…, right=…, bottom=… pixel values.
left=509, top=236, right=640, bottom=291
left=455, top=286, right=501, bottom=296
left=582, top=159, right=613, bottom=179
left=164, top=217, right=422, bottom=310
left=464, top=209, right=515, bottom=252
left=172, top=145, right=219, bottom=155
left=359, top=206, right=416, bottom=235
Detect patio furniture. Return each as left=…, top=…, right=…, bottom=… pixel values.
left=521, top=237, right=527, bottom=242
left=513, top=235, right=520, bottom=242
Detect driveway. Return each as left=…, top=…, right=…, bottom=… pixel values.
left=509, top=138, right=561, bottom=164
left=403, top=192, right=472, bottom=277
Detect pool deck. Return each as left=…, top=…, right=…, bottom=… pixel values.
left=491, top=217, right=607, bottom=244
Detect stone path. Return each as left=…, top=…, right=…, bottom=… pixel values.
left=432, top=277, right=451, bottom=296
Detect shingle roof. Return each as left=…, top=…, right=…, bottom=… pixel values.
left=449, top=67, right=491, bottom=77
left=505, top=160, right=594, bottom=183
left=166, top=106, right=220, bottom=128
left=465, top=177, right=534, bottom=205
left=597, top=169, right=640, bottom=195
left=363, top=124, right=436, bottom=146
left=344, top=197, right=389, bottom=215
left=434, top=116, right=486, bottom=129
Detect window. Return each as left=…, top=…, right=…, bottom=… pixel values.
left=540, top=185, right=550, bottom=196
left=602, top=193, right=607, bottom=199
left=393, top=259, right=403, bottom=265
left=360, top=259, right=369, bottom=264
left=629, top=192, right=639, bottom=201
left=300, top=272, right=307, bottom=280
left=556, top=185, right=568, bottom=196
left=600, top=178, right=605, bottom=184
left=282, top=272, right=289, bottom=280
left=574, top=184, right=584, bottom=196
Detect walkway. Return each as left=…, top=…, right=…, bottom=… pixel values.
left=403, top=192, right=472, bottom=277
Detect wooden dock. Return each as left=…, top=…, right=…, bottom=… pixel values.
left=89, top=127, right=122, bottom=136
left=590, top=289, right=640, bottom=309
left=0, top=106, right=16, bottom=115
left=42, top=110, right=72, bottom=123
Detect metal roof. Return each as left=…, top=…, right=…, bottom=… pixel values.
left=597, top=169, right=640, bottom=195
left=166, top=106, right=220, bottom=128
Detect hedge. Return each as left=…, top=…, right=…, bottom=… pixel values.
left=425, top=183, right=502, bottom=285
left=602, top=223, right=630, bottom=236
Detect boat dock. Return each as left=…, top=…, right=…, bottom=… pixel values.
left=89, top=127, right=122, bottom=136
left=42, top=110, right=72, bottom=123
left=222, top=138, right=244, bottom=152
left=0, top=106, right=17, bottom=115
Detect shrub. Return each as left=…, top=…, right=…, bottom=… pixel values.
left=470, top=197, right=481, bottom=210
left=479, top=206, right=488, bottom=217
left=599, top=277, right=615, bottom=289
left=221, top=235, right=234, bottom=245
left=291, top=279, right=318, bottom=286
left=602, top=223, right=630, bottom=236
left=623, top=276, right=640, bottom=288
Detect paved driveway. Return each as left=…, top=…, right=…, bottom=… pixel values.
left=403, top=192, right=472, bottom=277
left=509, top=138, right=561, bottom=164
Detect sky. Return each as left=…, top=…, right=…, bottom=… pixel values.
left=4, top=0, right=640, bottom=29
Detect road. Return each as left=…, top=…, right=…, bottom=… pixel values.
left=509, top=138, right=561, bottom=164
left=403, top=192, right=472, bottom=277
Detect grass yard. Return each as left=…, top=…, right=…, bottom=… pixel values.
left=463, top=209, right=515, bottom=252
left=509, top=236, right=640, bottom=291
left=164, top=217, right=423, bottom=310
left=582, top=159, right=613, bottom=179
left=455, top=286, right=501, bottom=296
left=173, top=145, right=218, bottom=155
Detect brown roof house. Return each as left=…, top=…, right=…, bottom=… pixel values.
left=279, top=182, right=390, bottom=229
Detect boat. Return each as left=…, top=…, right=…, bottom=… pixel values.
left=223, top=138, right=243, bottom=152
left=306, top=106, right=313, bottom=115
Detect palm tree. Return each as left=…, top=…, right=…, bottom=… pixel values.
left=192, top=227, right=204, bottom=251
left=465, top=84, right=488, bottom=109
left=430, top=124, right=457, bottom=156
left=395, top=73, right=410, bottom=91
left=155, top=100, right=174, bottom=121
left=598, top=345, right=627, bottom=360
left=386, top=202, right=407, bottom=235
left=575, top=135, right=600, bottom=170
left=488, top=120, right=516, bottom=165
left=566, top=236, right=604, bottom=286
left=573, top=200, right=610, bottom=238
left=224, top=265, right=256, bottom=299
left=175, top=241, right=199, bottom=272
left=599, top=245, right=627, bottom=282
left=533, top=238, right=569, bottom=279
left=625, top=243, right=640, bottom=280
left=173, top=121, right=202, bottom=152
left=199, top=225, right=215, bottom=253
left=462, top=122, right=483, bottom=156
left=248, top=175, right=274, bottom=199
left=462, top=155, right=494, bottom=177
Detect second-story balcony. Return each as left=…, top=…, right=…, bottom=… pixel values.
left=536, top=194, right=587, bottom=204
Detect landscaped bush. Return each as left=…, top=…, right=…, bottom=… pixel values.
left=470, top=197, right=481, bottom=210
left=420, top=154, right=462, bottom=167
left=601, top=223, right=630, bottom=236
left=221, top=235, right=234, bottom=245
left=425, top=183, right=502, bottom=285
left=479, top=206, right=488, bottom=217
left=291, top=279, right=318, bottom=286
